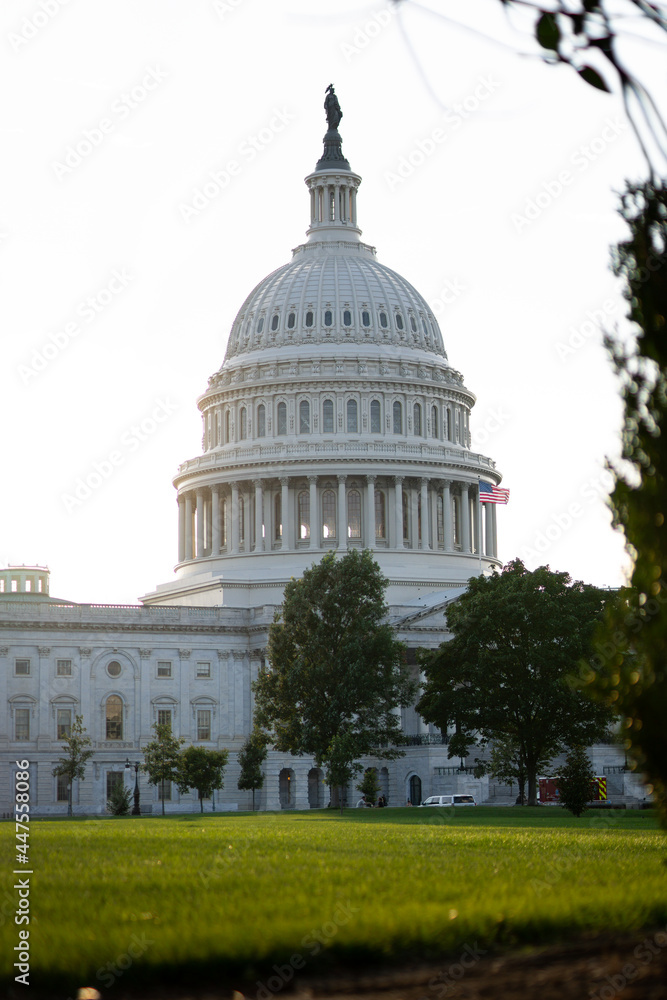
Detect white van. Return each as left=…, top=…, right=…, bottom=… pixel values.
left=419, top=794, right=477, bottom=807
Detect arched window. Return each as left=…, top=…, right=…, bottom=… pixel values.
left=239, top=496, right=245, bottom=543
left=274, top=493, right=282, bottom=541
left=240, top=407, right=247, bottom=440
left=410, top=314, right=417, bottom=332
left=324, top=309, right=333, bottom=327
left=379, top=311, right=388, bottom=329
left=414, top=403, right=422, bottom=436
left=305, top=310, right=314, bottom=328
left=224, top=410, right=230, bottom=444
left=348, top=490, right=361, bottom=538
left=322, top=399, right=334, bottom=433
left=409, top=774, right=422, bottom=806
left=346, top=398, right=358, bottom=433
left=396, top=312, right=404, bottom=330
left=277, top=402, right=287, bottom=436
left=375, top=490, right=386, bottom=539
left=105, top=695, right=123, bottom=741
left=287, top=311, right=296, bottom=329
left=298, top=490, right=310, bottom=540
left=216, top=411, right=222, bottom=446
left=299, top=400, right=310, bottom=434
left=257, top=404, right=266, bottom=438
left=431, top=405, right=438, bottom=439
left=343, top=309, right=352, bottom=327
left=393, top=401, right=403, bottom=435
left=257, top=316, right=264, bottom=334
left=271, top=314, right=279, bottom=332
left=322, top=490, right=336, bottom=539
left=362, top=310, right=371, bottom=328
left=370, top=399, right=381, bottom=434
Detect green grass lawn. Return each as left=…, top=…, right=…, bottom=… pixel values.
left=2, top=807, right=666, bottom=996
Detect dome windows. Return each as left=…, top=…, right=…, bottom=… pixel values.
left=393, top=401, right=403, bottom=435
left=257, top=404, right=266, bottom=438
left=271, top=314, right=280, bottom=332
left=287, top=311, right=296, bottom=330
left=343, top=309, right=352, bottom=327
left=305, top=310, right=314, bottom=328
left=370, top=399, right=381, bottom=434
left=346, top=399, right=358, bottom=433
left=379, top=311, right=388, bottom=329
left=395, top=312, right=404, bottom=331
left=413, top=403, right=422, bottom=437
left=239, top=407, right=248, bottom=440
left=299, top=400, right=310, bottom=434
left=362, top=310, right=371, bottom=328
left=322, top=398, right=334, bottom=433
left=410, top=314, right=417, bottom=333
left=257, top=317, right=264, bottom=334
left=277, top=402, right=287, bottom=436
left=324, top=309, right=333, bottom=327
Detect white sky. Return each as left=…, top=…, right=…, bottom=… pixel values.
left=2, top=0, right=664, bottom=605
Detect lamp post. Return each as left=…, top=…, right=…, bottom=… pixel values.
left=125, top=759, right=141, bottom=815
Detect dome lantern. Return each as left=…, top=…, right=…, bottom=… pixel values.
left=305, top=85, right=362, bottom=244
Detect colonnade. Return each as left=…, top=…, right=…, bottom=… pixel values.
left=177, top=476, right=498, bottom=563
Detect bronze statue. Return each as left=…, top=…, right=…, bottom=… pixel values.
left=324, top=84, right=342, bottom=131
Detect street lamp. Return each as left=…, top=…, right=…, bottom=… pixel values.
left=125, top=759, right=141, bottom=815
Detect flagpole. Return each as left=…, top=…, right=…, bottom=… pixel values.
left=478, top=478, right=483, bottom=575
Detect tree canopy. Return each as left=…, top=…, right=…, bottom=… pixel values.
left=52, top=715, right=95, bottom=816
left=417, top=559, right=613, bottom=804
left=237, top=729, right=268, bottom=810
left=141, top=722, right=185, bottom=815
left=253, top=548, right=416, bottom=793
left=177, top=746, right=229, bottom=813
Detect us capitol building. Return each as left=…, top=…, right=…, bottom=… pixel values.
left=0, top=92, right=627, bottom=814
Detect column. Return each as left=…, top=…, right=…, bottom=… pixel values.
left=280, top=477, right=290, bottom=550
left=442, top=481, right=453, bottom=552
left=184, top=493, right=193, bottom=560
left=308, top=476, right=318, bottom=549
left=491, top=503, right=498, bottom=558
left=178, top=497, right=185, bottom=563
left=254, top=480, right=264, bottom=553
left=337, top=475, right=346, bottom=546
left=231, top=484, right=240, bottom=554
left=366, top=475, right=376, bottom=549
left=485, top=501, right=493, bottom=558
left=473, top=486, right=481, bottom=555
left=394, top=477, right=404, bottom=549
left=211, top=486, right=220, bottom=556
left=244, top=488, right=252, bottom=552
left=420, top=478, right=430, bottom=550
left=460, top=483, right=471, bottom=553
left=265, top=484, right=274, bottom=550
left=196, top=489, right=205, bottom=558
left=410, top=486, right=419, bottom=550
left=418, top=672, right=429, bottom=734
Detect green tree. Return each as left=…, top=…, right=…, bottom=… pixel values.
left=107, top=780, right=131, bottom=816
left=418, top=560, right=613, bottom=806
left=357, top=767, right=381, bottom=807
left=237, top=729, right=268, bottom=810
left=177, top=745, right=229, bottom=813
left=557, top=745, right=596, bottom=817
left=52, top=715, right=95, bottom=817
left=253, top=549, right=416, bottom=801
left=141, top=722, right=185, bottom=815
left=584, top=181, right=667, bottom=824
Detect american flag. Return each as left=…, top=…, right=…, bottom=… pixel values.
left=479, top=481, right=510, bottom=504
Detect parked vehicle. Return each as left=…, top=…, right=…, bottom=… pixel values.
left=419, top=794, right=477, bottom=807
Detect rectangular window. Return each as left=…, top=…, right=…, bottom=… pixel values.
left=158, top=780, right=172, bottom=801
left=157, top=661, right=172, bottom=678
left=56, top=773, right=69, bottom=802
left=56, top=659, right=72, bottom=676
left=106, top=771, right=123, bottom=801
left=15, top=709, right=30, bottom=741
left=197, top=709, right=211, bottom=741
left=157, top=709, right=172, bottom=729
left=15, top=659, right=30, bottom=676
left=196, top=661, right=211, bottom=678
left=57, top=708, right=72, bottom=739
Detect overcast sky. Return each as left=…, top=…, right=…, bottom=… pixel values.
left=2, top=0, right=665, bottom=605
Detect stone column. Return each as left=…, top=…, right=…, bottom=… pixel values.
left=366, top=475, right=376, bottom=549
left=243, top=488, right=252, bottom=552
left=420, top=478, right=430, bottom=550
left=231, top=484, right=240, bottom=555
left=309, top=476, right=318, bottom=549
left=394, top=477, right=404, bottom=549
left=184, top=493, right=193, bottom=560
left=491, top=503, right=498, bottom=558
left=280, top=477, right=290, bottom=550
left=196, top=489, right=205, bottom=558
left=178, top=496, right=185, bottom=563
left=473, top=486, right=481, bottom=555
left=484, top=501, right=493, bottom=557
left=442, top=481, right=453, bottom=552
left=265, top=484, right=274, bottom=550
left=337, top=475, right=347, bottom=546
left=410, top=486, right=419, bottom=550
left=211, top=486, right=220, bottom=556
left=254, top=480, right=264, bottom=553
left=460, top=483, right=471, bottom=553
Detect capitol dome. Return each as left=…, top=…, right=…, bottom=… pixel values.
left=143, top=92, right=503, bottom=609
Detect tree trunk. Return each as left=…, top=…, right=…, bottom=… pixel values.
left=200, top=794, right=204, bottom=813
left=161, top=778, right=165, bottom=815
left=252, top=788, right=255, bottom=811
left=527, top=769, right=538, bottom=806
